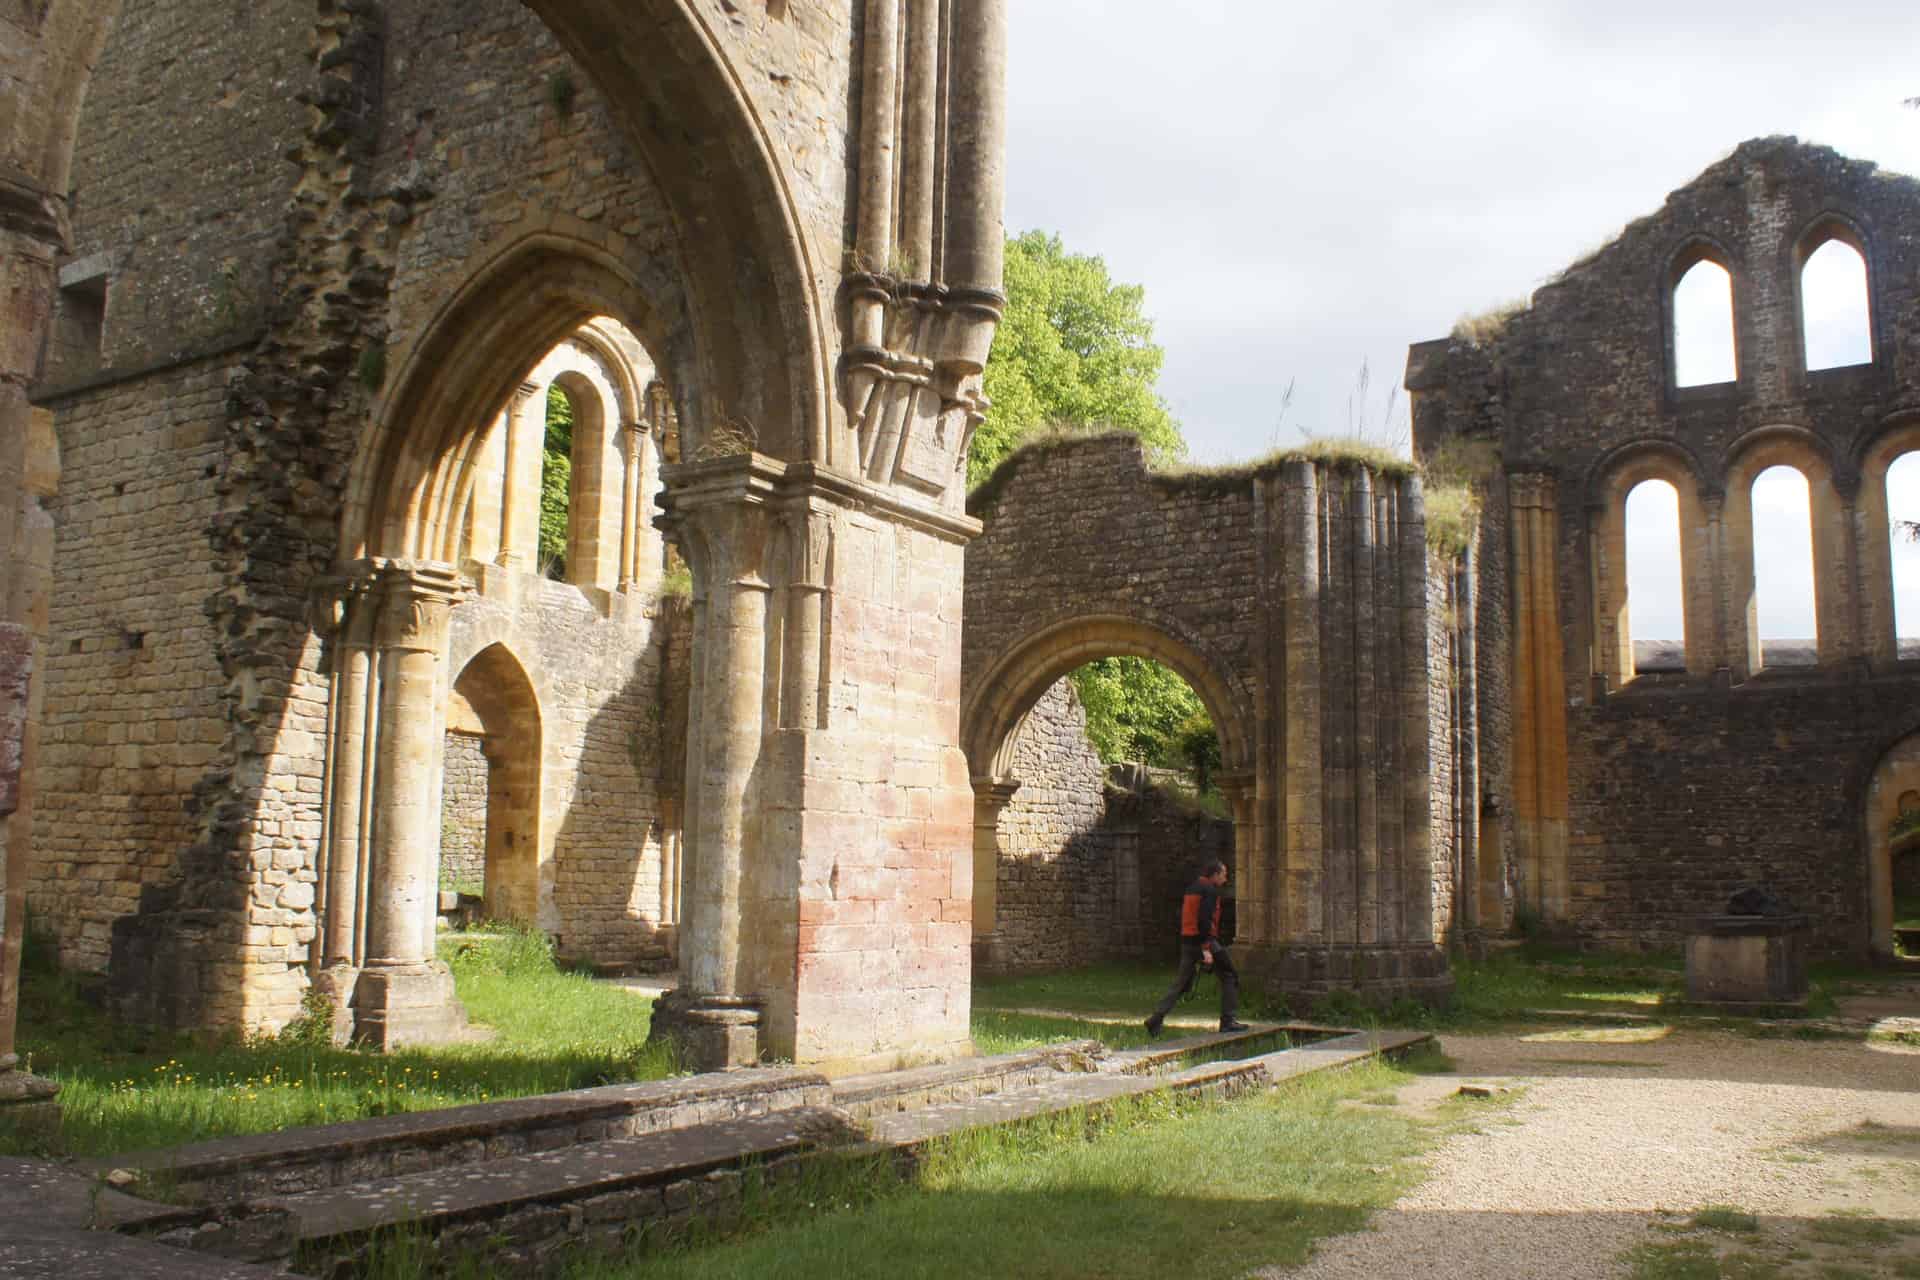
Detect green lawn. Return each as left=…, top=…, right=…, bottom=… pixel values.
left=554, top=1049, right=1454, bottom=1280
left=3, top=927, right=674, bottom=1158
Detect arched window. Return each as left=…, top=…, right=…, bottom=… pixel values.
left=1889, top=451, right=1920, bottom=654
left=1800, top=235, right=1872, bottom=371
left=538, top=383, right=574, bottom=580
left=1749, top=464, right=1816, bottom=667
left=1672, top=259, right=1737, bottom=387
left=1625, top=478, right=1686, bottom=671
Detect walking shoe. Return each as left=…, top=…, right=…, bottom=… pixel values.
left=1219, top=1018, right=1251, bottom=1033
left=1144, top=1015, right=1163, bottom=1038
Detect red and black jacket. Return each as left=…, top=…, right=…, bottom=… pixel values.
left=1178, top=877, right=1224, bottom=944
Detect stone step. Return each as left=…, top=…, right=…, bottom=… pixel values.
left=274, top=1107, right=854, bottom=1251
left=1098, top=1021, right=1331, bottom=1076
left=829, top=1041, right=1101, bottom=1122
left=91, top=1066, right=830, bottom=1203
left=867, top=1029, right=1430, bottom=1148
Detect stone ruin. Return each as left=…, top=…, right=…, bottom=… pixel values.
left=3, top=2, right=1918, bottom=1093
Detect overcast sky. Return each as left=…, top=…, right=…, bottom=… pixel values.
left=1003, top=0, right=1920, bottom=643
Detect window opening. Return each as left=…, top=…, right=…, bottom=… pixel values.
left=1888, top=452, right=1920, bottom=655
left=1750, top=465, right=1816, bottom=667
left=1625, top=478, right=1685, bottom=672
left=1672, top=259, right=1737, bottom=387
left=1801, top=238, right=1871, bottom=371
left=539, top=384, right=573, bottom=581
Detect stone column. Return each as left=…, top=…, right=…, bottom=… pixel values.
left=310, top=571, right=379, bottom=1042
left=498, top=381, right=542, bottom=569
left=649, top=466, right=776, bottom=1069
left=352, top=561, right=468, bottom=1049
left=0, top=182, right=64, bottom=1133
left=969, top=776, right=1019, bottom=966
left=1510, top=472, right=1570, bottom=922
left=652, top=454, right=979, bottom=1072
left=619, top=421, right=648, bottom=591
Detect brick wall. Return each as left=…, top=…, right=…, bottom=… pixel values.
left=439, top=731, right=487, bottom=891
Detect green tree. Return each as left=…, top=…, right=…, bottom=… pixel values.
left=1071, top=657, right=1207, bottom=771
left=970, top=230, right=1183, bottom=486
left=538, top=384, right=573, bottom=579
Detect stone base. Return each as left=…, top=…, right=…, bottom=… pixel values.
left=647, top=990, right=762, bottom=1072
left=0, top=1069, right=61, bottom=1146
left=1241, top=944, right=1455, bottom=1014
left=1685, top=914, right=1808, bottom=1004
left=310, top=963, right=361, bottom=1047
left=351, top=961, right=468, bottom=1050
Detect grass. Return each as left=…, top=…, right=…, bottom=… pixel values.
left=536, top=1051, right=1444, bottom=1280
left=1691, top=1206, right=1761, bottom=1233
left=4, top=926, right=676, bottom=1158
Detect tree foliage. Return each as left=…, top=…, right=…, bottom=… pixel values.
left=970, top=230, right=1184, bottom=486
left=1070, top=657, right=1213, bottom=773
left=539, top=384, right=573, bottom=579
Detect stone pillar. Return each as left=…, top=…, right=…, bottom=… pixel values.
left=649, top=468, right=775, bottom=1069
left=498, top=381, right=542, bottom=569
left=1511, top=472, right=1570, bottom=923
left=0, top=182, right=64, bottom=1133
left=350, top=562, right=469, bottom=1049
left=969, top=776, right=1019, bottom=966
left=652, top=454, right=978, bottom=1072
left=619, top=421, right=659, bottom=592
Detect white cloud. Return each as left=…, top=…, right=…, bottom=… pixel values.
left=1006, top=1, right=1920, bottom=461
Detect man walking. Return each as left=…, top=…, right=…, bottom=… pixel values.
left=1145, top=857, right=1248, bottom=1037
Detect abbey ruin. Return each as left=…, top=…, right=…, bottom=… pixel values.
left=2, top=2, right=1917, bottom=1096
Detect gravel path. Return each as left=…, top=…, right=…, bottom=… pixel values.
left=1259, top=1026, right=1920, bottom=1279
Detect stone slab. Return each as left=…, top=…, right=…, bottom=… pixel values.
left=92, top=1066, right=829, bottom=1190
left=269, top=1106, right=849, bottom=1243
left=1099, top=1021, right=1310, bottom=1076
left=829, top=1042, right=1095, bottom=1118
left=0, top=1157, right=278, bottom=1280
left=866, top=1030, right=1430, bottom=1148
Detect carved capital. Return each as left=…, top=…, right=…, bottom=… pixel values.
left=1508, top=470, right=1558, bottom=512
left=372, top=560, right=462, bottom=653
left=971, top=774, right=1022, bottom=814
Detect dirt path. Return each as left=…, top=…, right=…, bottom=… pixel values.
left=1261, top=1014, right=1920, bottom=1279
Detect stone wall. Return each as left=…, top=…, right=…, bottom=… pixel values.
left=1409, top=137, right=1920, bottom=956
left=963, top=434, right=1450, bottom=1004
left=28, top=358, right=234, bottom=976
left=981, top=678, right=1231, bottom=973
left=439, top=732, right=488, bottom=892
left=36, top=0, right=713, bottom=1029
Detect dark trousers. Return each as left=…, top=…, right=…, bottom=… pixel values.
left=1149, top=940, right=1239, bottom=1024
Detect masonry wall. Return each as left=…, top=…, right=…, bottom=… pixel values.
left=27, top=358, right=235, bottom=974
left=35, top=0, right=716, bottom=1027
left=1409, top=137, right=1920, bottom=954
left=440, top=732, right=488, bottom=891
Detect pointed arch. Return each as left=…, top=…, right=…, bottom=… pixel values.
left=447, top=641, right=545, bottom=926
left=1666, top=238, right=1740, bottom=389
left=1795, top=214, right=1874, bottom=372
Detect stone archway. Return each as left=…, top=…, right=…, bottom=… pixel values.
left=963, top=434, right=1453, bottom=1007
left=447, top=644, right=544, bottom=927
left=1864, top=732, right=1920, bottom=959
left=961, top=619, right=1248, bottom=974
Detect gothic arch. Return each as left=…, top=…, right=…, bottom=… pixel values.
left=521, top=0, right=829, bottom=463
left=344, top=228, right=671, bottom=563
left=962, top=612, right=1256, bottom=782
left=448, top=642, right=546, bottom=926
